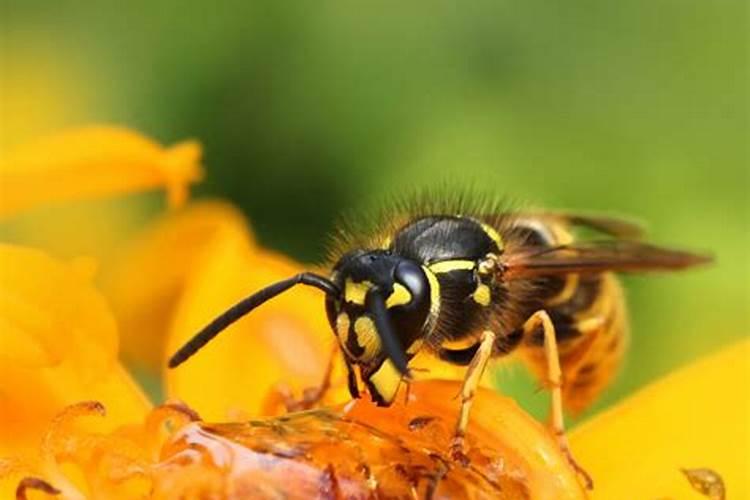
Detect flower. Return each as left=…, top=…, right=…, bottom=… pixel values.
left=0, top=243, right=582, bottom=499
left=0, top=126, right=745, bottom=499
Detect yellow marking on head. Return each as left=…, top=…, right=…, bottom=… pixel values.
left=336, top=313, right=351, bottom=353
left=473, top=283, right=492, bottom=306
left=480, top=222, right=504, bottom=249
left=345, top=279, right=372, bottom=305
left=368, top=359, right=402, bottom=405
left=354, top=316, right=381, bottom=362
left=429, top=259, right=475, bottom=274
left=422, top=265, right=441, bottom=332
left=386, top=283, right=412, bottom=308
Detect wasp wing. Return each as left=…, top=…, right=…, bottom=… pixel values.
left=509, top=212, right=645, bottom=239
left=556, top=213, right=644, bottom=239
left=502, top=240, right=712, bottom=278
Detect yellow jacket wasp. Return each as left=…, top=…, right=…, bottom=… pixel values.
left=169, top=195, right=710, bottom=487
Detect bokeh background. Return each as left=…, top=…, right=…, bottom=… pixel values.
left=1, top=0, right=747, bottom=421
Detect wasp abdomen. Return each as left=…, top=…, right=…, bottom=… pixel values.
left=524, top=272, right=629, bottom=413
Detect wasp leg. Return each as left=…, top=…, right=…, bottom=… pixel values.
left=523, top=310, right=594, bottom=489
left=449, top=329, right=496, bottom=465
left=268, top=343, right=339, bottom=413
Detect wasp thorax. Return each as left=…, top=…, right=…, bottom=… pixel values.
left=325, top=250, right=433, bottom=366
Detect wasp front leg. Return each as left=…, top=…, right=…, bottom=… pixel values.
left=522, top=310, right=594, bottom=489
left=265, top=343, right=339, bottom=413
left=450, top=329, right=496, bottom=465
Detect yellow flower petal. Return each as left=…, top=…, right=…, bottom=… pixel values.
left=0, top=125, right=203, bottom=218
left=569, top=339, right=749, bottom=499
left=0, top=245, right=151, bottom=459
left=164, top=235, right=346, bottom=421
left=100, top=201, right=254, bottom=370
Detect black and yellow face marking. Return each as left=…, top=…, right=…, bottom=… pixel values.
left=325, top=249, right=437, bottom=405
left=344, top=278, right=372, bottom=305
left=336, top=278, right=418, bottom=363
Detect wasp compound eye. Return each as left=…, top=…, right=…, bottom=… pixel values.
left=388, top=260, right=432, bottom=353
left=393, top=260, right=429, bottom=310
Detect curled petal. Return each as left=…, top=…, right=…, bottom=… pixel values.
left=139, top=401, right=202, bottom=462
left=2, top=400, right=192, bottom=500
left=41, top=401, right=107, bottom=463
left=0, top=125, right=203, bottom=218
left=15, top=477, right=61, bottom=500
left=0, top=458, right=37, bottom=500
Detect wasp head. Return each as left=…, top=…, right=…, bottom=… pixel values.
left=325, top=249, right=436, bottom=405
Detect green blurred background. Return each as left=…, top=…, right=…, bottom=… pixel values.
left=2, top=0, right=747, bottom=420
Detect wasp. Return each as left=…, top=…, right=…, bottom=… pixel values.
left=169, top=194, right=710, bottom=486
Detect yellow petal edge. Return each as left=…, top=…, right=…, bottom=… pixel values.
left=570, top=338, right=749, bottom=499
left=0, top=125, right=203, bottom=217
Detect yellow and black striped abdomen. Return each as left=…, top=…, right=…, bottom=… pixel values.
left=522, top=272, right=629, bottom=414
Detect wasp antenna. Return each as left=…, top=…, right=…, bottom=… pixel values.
left=168, top=272, right=339, bottom=369
left=367, top=290, right=411, bottom=377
